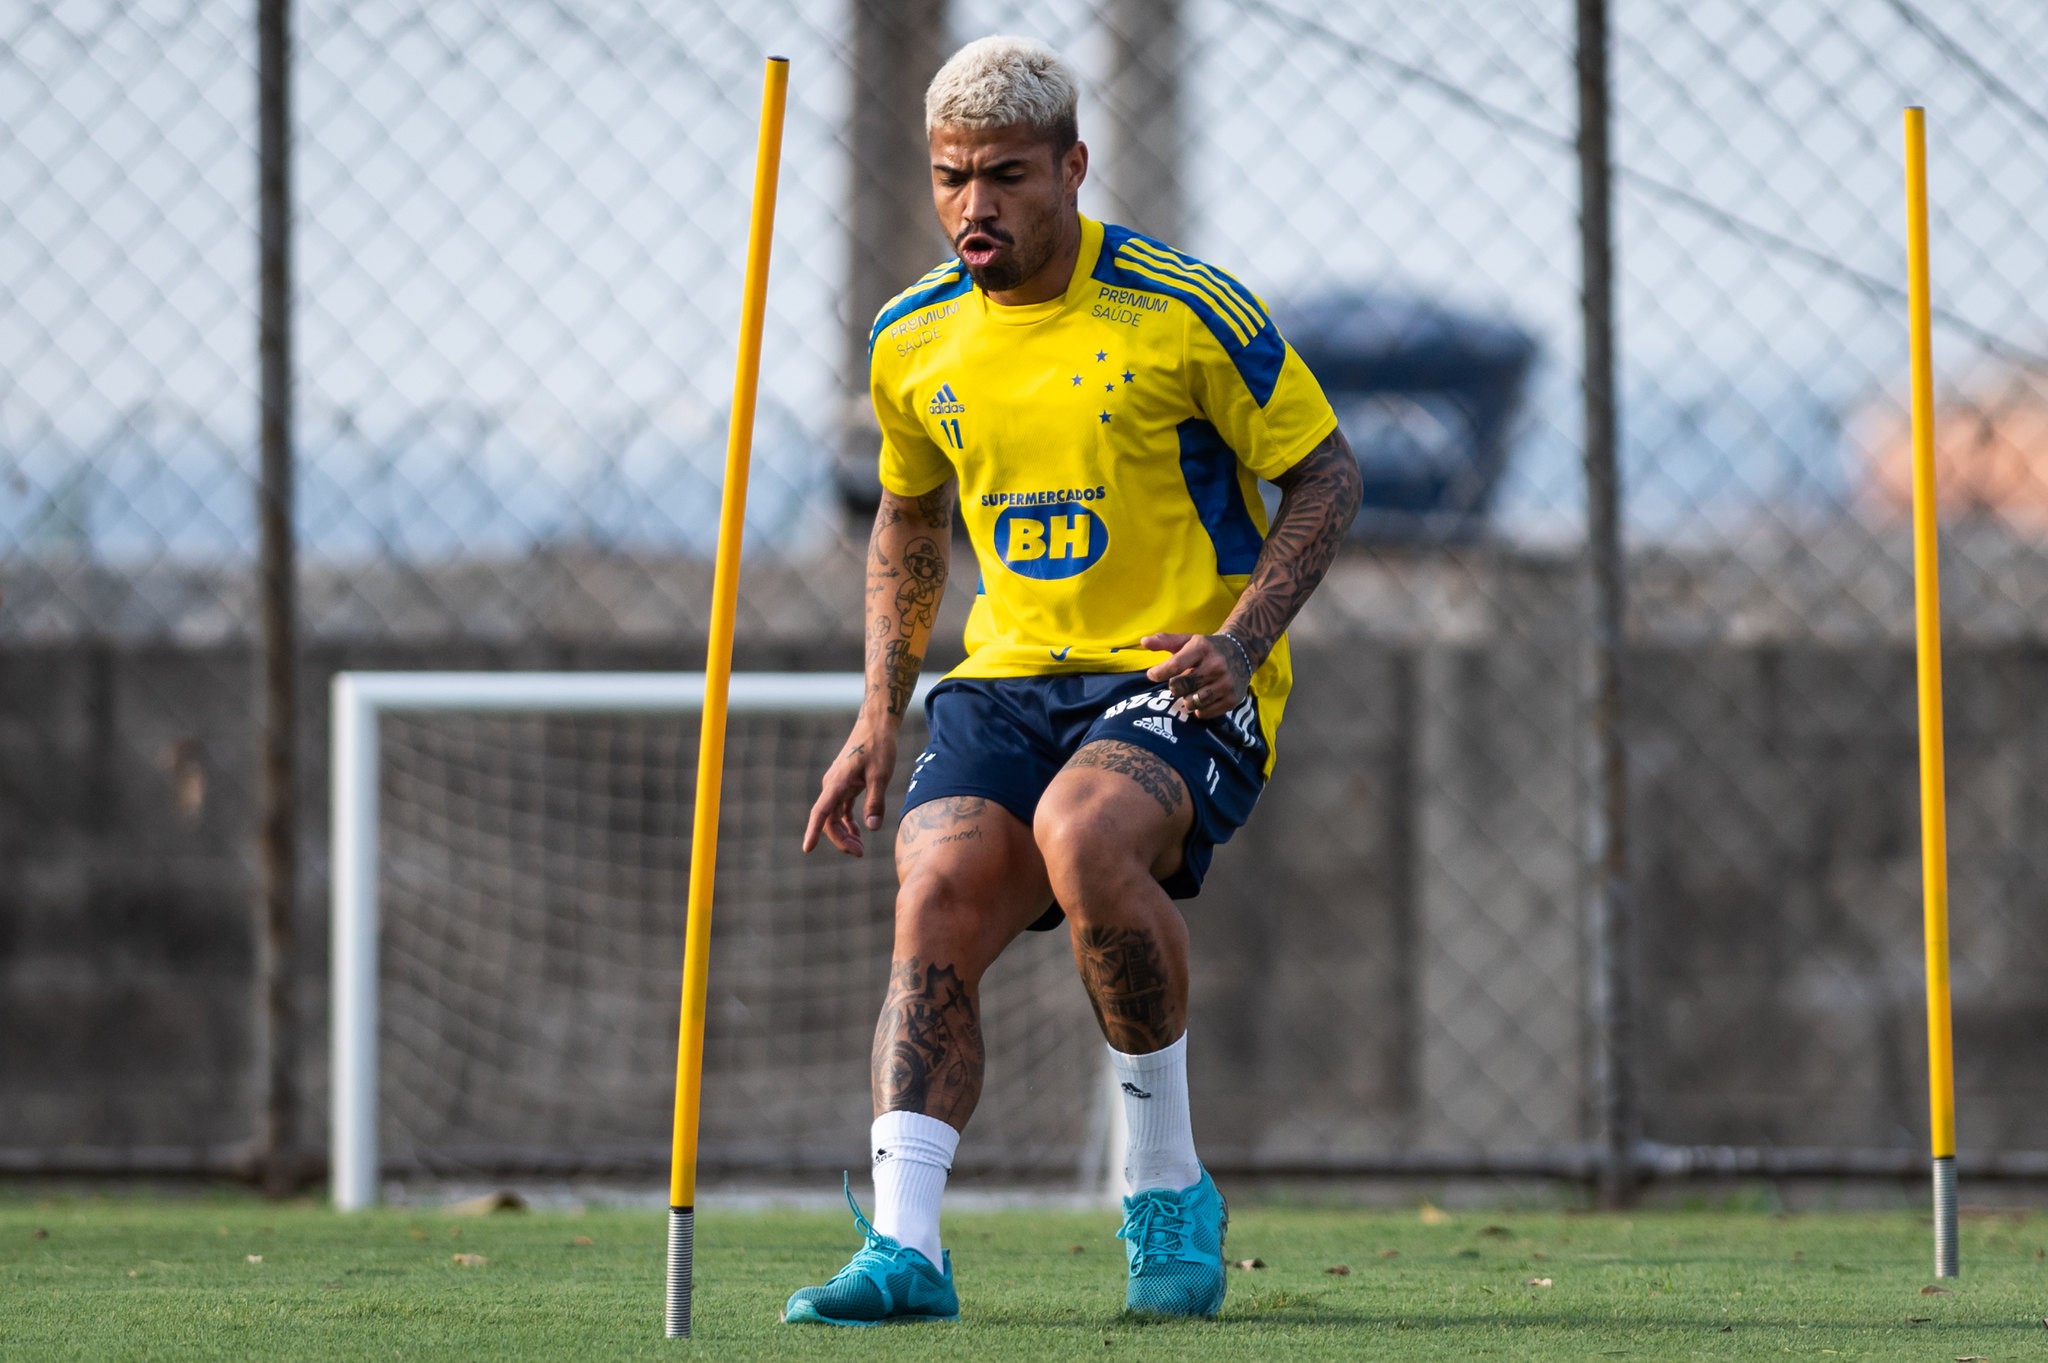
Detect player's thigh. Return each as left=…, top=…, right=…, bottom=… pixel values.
left=1034, top=741, right=1194, bottom=887
left=893, top=795, right=1052, bottom=968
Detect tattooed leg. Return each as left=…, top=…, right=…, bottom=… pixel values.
left=1072, top=922, right=1184, bottom=1052
left=877, top=794, right=1052, bottom=1124
left=1035, top=741, right=1195, bottom=1053
left=1064, top=740, right=1186, bottom=820
left=872, top=958, right=985, bottom=1125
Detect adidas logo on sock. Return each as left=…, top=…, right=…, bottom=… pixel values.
left=1120, top=1082, right=1153, bottom=1100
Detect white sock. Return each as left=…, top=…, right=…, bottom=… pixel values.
left=869, top=1109, right=957, bottom=1267
left=1110, top=1032, right=1201, bottom=1194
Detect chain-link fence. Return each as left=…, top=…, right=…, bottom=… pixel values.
left=6, top=0, right=2047, bottom=1188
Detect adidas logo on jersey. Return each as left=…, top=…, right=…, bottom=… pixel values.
left=927, top=383, right=965, bottom=415
left=1132, top=715, right=1177, bottom=743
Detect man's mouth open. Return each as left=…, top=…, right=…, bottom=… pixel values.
left=958, top=231, right=1007, bottom=269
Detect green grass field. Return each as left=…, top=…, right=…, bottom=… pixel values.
left=4, top=1189, right=2043, bottom=1361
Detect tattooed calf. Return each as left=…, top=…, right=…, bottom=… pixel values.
left=1073, top=924, right=1181, bottom=1052
left=872, top=957, right=985, bottom=1124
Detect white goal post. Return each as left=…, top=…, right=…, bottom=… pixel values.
left=329, top=670, right=931, bottom=1210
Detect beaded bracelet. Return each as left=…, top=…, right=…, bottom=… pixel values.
left=1216, top=630, right=1256, bottom=680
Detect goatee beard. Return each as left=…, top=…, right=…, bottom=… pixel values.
left=960, top=231, right=1052, bottom=295
left=965, top=258, right=1025, bottom=292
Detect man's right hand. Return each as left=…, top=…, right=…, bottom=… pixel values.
left=802, top=715, right=900, bottom=857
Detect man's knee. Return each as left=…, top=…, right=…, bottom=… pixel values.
left=893, top=871, right=1007, bottom=971
left=1034, top=791, right=1162, bottom=907
left=1032, top=794, right=1109, bottom=873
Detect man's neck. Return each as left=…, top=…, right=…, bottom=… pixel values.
left=986, top=212, right=1083, bottom=308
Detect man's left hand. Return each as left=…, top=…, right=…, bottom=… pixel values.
left=1141, top=631, right=1254, bottom=722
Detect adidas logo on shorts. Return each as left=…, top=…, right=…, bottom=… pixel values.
left=1131, top=715, right=1177, bottom=743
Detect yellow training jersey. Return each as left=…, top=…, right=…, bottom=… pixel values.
left=869, top=214, right=1338, bottom=771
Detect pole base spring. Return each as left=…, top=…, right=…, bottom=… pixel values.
left=665, top=1206, right=694, bottom=1337
left=1931, top=1155, right=1958, bottom=1279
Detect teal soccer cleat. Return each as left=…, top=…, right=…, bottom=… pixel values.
left=782, top=1177, right=959, bottom=1327
left=1117, top=1167, right=1228, bottom=1317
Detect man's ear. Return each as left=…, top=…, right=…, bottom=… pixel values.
left=1064, top=140, right=1089, bottom=200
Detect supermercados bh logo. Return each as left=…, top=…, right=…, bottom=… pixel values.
left=985, top=486, right=1110, bottom=580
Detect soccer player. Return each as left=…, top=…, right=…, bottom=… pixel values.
left=787, top=35, right=1362, bottom=1325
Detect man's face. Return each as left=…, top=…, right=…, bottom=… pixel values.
left=929, top=122, right=1087, bottom=296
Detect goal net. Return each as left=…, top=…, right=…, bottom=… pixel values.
left=329, top=672, right=1108, bottom=1205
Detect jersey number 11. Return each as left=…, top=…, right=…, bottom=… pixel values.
left=939, top=418, right=964, bottom=450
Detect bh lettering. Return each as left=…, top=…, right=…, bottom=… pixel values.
left=1009, top=514, right=1092, bottom=561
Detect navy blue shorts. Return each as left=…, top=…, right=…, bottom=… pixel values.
left=901, top=672, right=1269, bottom=925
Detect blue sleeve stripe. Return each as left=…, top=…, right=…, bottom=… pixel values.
left=1115, top=249, right=1258, bottom=344
left=1118, top=239, right=1266, bottom=339
left=904, top=259, right=961, bottom=294
left=868, top=265, right=972, bottom=355
left=1117, top=235, right=1271, bottom=335
left=1177, top=418, right=1265, bottom=576
left=1115, top=258, right=1254, bottom=347
left=1182, top=256, right=1269, bottom=333
left=1093, top=227, right=1287, bottom=406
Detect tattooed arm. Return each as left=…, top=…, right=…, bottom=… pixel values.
left=1143, top=427, right=1362, bottom=719
left=803, top=481, right=956, bottom=857
left=1225, top=427, right=1362, bottom=662
left=865, top=483, right=955, bottom=719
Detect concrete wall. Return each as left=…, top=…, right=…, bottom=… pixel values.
left=5, top=617, right=2047, bottom=1172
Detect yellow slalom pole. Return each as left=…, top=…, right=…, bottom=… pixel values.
left=1903, top=105, right=1958, bottom=1280
left=666, top=55, right=788, bottom=1339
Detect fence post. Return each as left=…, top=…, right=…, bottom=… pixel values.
left=840, top=0, right=948, bottom=476
left=1101, top=0, right=1184, bottom=245
left=1574, top=0, right=1637, bottom=1208
left=254, top=0, right=300, bottom=1197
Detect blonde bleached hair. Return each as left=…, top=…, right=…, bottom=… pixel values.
left=925, top=35, right=1080, bottom=149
